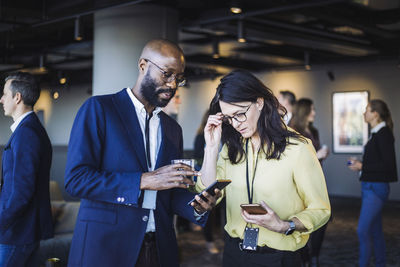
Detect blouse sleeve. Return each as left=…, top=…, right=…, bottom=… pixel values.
left=194, top=145, right=228, bottom=200
left=289, top=141, right=331, bottom=240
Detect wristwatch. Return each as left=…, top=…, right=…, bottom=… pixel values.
left=284, top=221, right=296, bottom=235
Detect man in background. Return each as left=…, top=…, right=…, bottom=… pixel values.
left=278, top=90, right=296, bottom=125
left=0, top=72, right=53, bottom=266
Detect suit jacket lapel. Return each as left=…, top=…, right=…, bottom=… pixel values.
left=112, top=89, right=147, bottom=171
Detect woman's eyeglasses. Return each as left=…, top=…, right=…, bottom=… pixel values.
left=144, top=58, right=186, bottom=87
left=222, top=104, right=253, bottom=125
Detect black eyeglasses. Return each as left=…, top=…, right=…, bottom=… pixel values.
left=222, top=104, right=253, bottom=125
left=144, top=58, right=186, bottom=87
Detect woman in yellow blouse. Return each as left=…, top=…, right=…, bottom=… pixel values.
left=196, top=70, right=331, bottom=267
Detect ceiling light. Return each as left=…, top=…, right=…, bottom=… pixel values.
left=230, top=7, right=242, bottom=14
left=53, top=91, right=59, bottom=100
left=59, top=77, right=67, bottom=84
left=39, top=54, right=46, bottom=72
left=230, top=0, right=242, bottom=14
left=212, top=39, right=220, bottom=59
left=304, top=52, right=311, bottom=71
left=237, top=20, right=246, bottom=43
left=74, top=17, right=83, bottom=41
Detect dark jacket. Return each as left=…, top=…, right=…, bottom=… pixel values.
left=360, top=126, right=398, bottom=182
left=0, top=112, right=54, bottom=245
left=65, top=89, right=207, bottom=267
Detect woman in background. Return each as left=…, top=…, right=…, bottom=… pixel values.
left=348, top=99, right=397, bottom=267
left=289, top=98, right=329, bottom=267
left=193, top=110, right=221, bottom=254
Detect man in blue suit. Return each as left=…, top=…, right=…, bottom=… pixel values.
left=65, top=39, right=219, bottom=267
left=0, top=72, right=54, bottom=266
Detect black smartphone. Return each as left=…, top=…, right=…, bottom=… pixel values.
left=188, top=179, right=231, bottom=206
left=240, top=203, right=267, bottom=215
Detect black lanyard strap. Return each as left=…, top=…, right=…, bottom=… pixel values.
left=245, top=139, right=260, bottom=204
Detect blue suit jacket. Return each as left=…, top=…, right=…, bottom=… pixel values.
left=0, top=112, right=54, bottom=245
left=65, top=89, right=207, bottom=267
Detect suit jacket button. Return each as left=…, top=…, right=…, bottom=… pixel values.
left=120, top=197, right=125, bottom=202
left=117, top=197, right=121, bottom=202
left=142, top=215, right=149, bottom=222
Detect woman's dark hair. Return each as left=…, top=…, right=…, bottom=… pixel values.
left=209, top=69, right=304, bottom=164
left=370, top=99, right=393, bottom=131
left=289, top=98, right=318, bottom=137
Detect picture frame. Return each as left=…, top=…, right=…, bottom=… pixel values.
left=332, top=91, right=369, bottom=153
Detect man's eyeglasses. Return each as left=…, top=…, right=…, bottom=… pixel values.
left=222, top=104, right=253, bottom=125
left=144, top=58, right=186, bottom=87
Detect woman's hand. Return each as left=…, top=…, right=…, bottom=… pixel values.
left=316, top=146, right=329, bottom=160
left=204, top=113, right=223, bottom=148
left=240, top=201, right=288, bottom=234
left=347, top=158, right=362, bottom=171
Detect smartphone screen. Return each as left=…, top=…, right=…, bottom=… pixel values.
left=187, top=179, right=231, bottom=206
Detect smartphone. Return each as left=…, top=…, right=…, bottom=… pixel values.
left=240, top=203, right=267, bottom=215
left=188, top=179, right=231, bottom=206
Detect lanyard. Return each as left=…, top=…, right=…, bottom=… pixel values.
left=245, top=139, right=260, bottom=204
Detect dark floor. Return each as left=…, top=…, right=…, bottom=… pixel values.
left=177, top=197, right=400, bottom=267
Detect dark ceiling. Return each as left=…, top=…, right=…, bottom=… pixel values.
left=1, top=0, right=400, bottom=85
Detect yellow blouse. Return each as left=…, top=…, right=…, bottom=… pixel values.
left=196, top=137, right=331, bottom=251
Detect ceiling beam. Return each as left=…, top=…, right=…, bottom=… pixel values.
left=183, top=0, right=348, bottom=27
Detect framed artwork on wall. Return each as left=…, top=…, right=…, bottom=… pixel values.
left=332, top=91, right=369, bottom=153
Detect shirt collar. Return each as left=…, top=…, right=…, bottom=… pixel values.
left=126, top=88, right=162, bottom=118
left=371, top=121, right=386, bottom=134
left=11, top=111, right=33, bottom=132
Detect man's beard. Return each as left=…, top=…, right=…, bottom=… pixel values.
left=140, top=73, right=176, bottom=107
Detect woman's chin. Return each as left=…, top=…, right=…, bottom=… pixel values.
left=239, top=132, right=251, bottom=138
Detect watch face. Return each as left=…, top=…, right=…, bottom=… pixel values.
left=285, top=221, right=296, bottom=235
left=285, top=228, right=295, bottom=235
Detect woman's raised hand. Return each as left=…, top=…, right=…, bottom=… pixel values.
left=204, top=113, right=223, bottom=148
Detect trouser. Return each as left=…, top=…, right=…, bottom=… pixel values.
left=222, top=232, right=301, bottom=267
left=0, top=242, right=39, bottom=267
left=135, top=232, right=159, bottom=267
left=357, top=182, right=389, bottom=267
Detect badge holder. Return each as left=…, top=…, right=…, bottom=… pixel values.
left=241, top=225, right=259, bottom=251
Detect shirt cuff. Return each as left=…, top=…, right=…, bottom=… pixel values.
left=194, top=177, right=207, bottom=193
left=194, top=209, right=207, bottom=221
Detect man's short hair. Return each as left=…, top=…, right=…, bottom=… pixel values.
left=5, top=72, right=40, bottom=107
left=279, top=90, right=296, bottom=106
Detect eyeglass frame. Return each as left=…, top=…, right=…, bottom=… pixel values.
left=221, top=103, right=253, bottom=125
left=143, top=58, right=186, bottom=87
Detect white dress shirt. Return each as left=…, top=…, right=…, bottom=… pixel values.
left=127, top=88, right=162, bottom=232
left=11, top=111, right=33, bottom=132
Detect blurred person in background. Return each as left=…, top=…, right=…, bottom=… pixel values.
left=193, top=110, right=221, bottom=254
left=289, top=98, right=330, bottom=267
left=278, top=90, right=296, bottom=125
left=0, top=72, right=53, bottom=267
left=348, top=99, right=397, bottom=267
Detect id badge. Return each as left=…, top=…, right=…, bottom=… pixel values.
left=242, top=227, right=259, bottom=251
